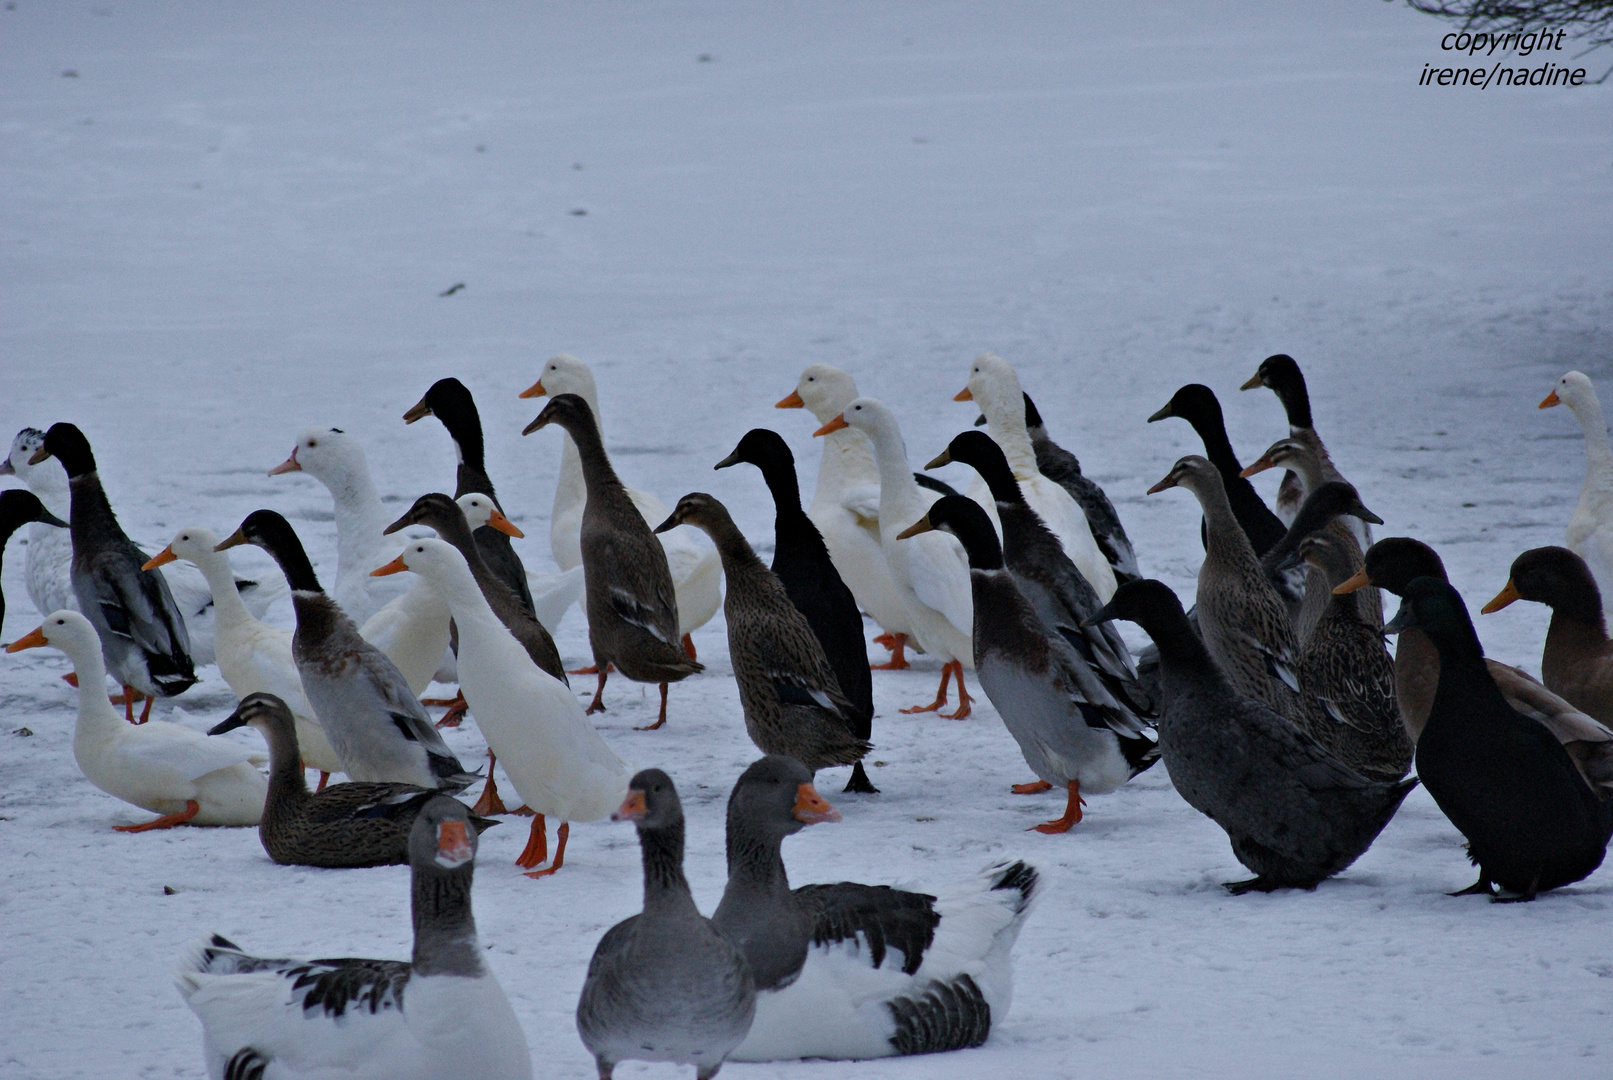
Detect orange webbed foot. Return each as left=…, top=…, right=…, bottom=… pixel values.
left=115, top=800, right=200, bottom=832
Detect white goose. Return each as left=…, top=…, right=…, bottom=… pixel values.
left=957, top=354, right=1117, bottom=602
left=518, top=354, right=721, bottom=654
left=824, top=398, right=977, bottom=718
left=1540, top=370, right=1613, bottom=602
left=374, top=537, right=630, bottom=877
left=143, top=527, right=344, bottom=783
left=6, top=610, right=266, bottom=829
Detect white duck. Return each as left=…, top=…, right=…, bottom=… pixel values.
left=375, top=537, right=631, bottom=877
left=6, top=610, right=266, bottom=829
left=777, top=364, right=951, bottom=669
left=3, top=427, right=285, bottom=666
left=1540, top=370, right=1613, bottom=603
left=824, top=398, right=977, bottom=718
left=143, top=527, right=344, bottom=784
left=956, top=354, right=1117, bottom=602
left=518, top=354, right=722, bottom=655
left=456, top=493, right=584, bottom=636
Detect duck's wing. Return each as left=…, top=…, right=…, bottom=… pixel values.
left=839, top=485, right=882, bottom=525
left=906, top=532, right=974, bottom=640
left=122, top=722, right=258, bottom=783
left=750, top=621, right=855, bottom=719
left=593, top=530, right=680, bottom=647
left=87, top=548, right=194, bottom=681
left=350, top=647, right=477, bottom=787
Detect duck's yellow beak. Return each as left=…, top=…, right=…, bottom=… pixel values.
left=953, top=387, right=973, bottom=402
left=518, top=378, right=547, bottom=399
left=775, top=389, right=804, bottom=409
left=371, top=555, right=409, bottom=577
left=1539, top=389, right=1561, bottom=409
left=793, top=783, right=841, bottom=824
left=1239, top=456, right=1277, bottom=479
left=896, top=514, right=933, bottom=540
left=6, top=626, right=49, bottom=652
left=1481, top=579, right=1522, bottom=614
left=1333, top=569, right=1372, bottom=595
left=486, top=508, right=525, bottom=539
left=214, top=528, right=249, bottom=552
left=402, top=396, right=432, bottom=424
left=1239, top=372, right=1263, bottom=391
left=141, top=546, right=178, bottom=571
left=813, top=414, right=848, bottom=437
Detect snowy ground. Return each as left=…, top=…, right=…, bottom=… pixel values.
left=3, top=2, right=1612, bottom=1077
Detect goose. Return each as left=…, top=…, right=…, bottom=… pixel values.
left=376, top=537, right=631, bottom=877
left=523, top=394, right=702, bottom=729
left=0, top=489, right=66, bottom=632
left=1239, top=353, right=1351, bottom=530
left=6, top=610, right=265, bottom=829
left=777, top=363, right=955, bottom=669
left=577, top=769, right=755, bottom=1080
left=1538, top=371, right=1613, bottom=601
left=955, top=353, right=1116, bottom=601
left=142, top=527, right=343, bottom=784
left=713, top=756, right=1039, bottom=1061
left=175, top=797, right=533, bottom=1080
left=28, top=423, right=196, bottom=722
left=715, top=428, right=878, bottom=793
left=4, top=426, right=285, bottom=664
left=902, top=497, right=1157, bottom=832
left=1146, top=385, right=1286, bottom=557
left=208, top=693, right=497, bottom=867
left=654, top=493, right=872, bottom=776
left=1088, top=580, right=1417, bottom=893
left=519, top=353, right=721, bottom=654
left=988, top=391, right=1139, bottom=583
left=217, top=510, right=477, bottom=791
left=1385, top=578, right=1613, bottom=900
left=825, top=398, right=976, bottom=718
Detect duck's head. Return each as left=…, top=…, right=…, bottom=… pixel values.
left=1298, top=481, right=1384, bottom=527
left=2, top=427, right=68, bottom=493
left=1240, top=353, right=1303, bottom=395
left=779, top=363, right=858, bottom=424
left=1540, top=370, right=1597, bottom=412
left=207, top=692, right=295, bottom=737
left=384, top=492, right=461, bottom=537
left=816, top=396, right=894, bottom=443
left=518, top=353, right=598, bottom=405
left=1336, top=537, right=1445, bottom=597
left=268, top=427, right=364, bottom=484
left=728, top=755, right=840, bottom=842
left=926, top=430, right=1022, bottom=506
left=614, top=768, right=683, bottom=830
left=898, top=494, right=1003, bottom=570
left=955, top=352, right=1023, bottom=422
left=412, top=795, right=479, bottom=872
left=1384, top=576, right=1478, bottom=651
left=1239, top=436, right=1316, bottom=480
left=217, top=509, right=297, bottom=554
left=1146, top=454, right=1221, bottom=499
left=1482, top=545, right=1602, bottom=619
left=521, top=392, right=596, bottom=438
left=0, top=490, right=66, bottom=534
left=403, top=376, right=475, bottom=426
left=372, top=536, right=467, bottom=583
left=653, top=492, right=729, bottom=535
left=27, top=423, right=97, bottom=479
left=456, top=493, right=522, bottom=537
left=143, top=526, right=224, bottom=571
left=6, top=609, right=97, bottom=663
left=1082, top=578, right=1190, bottom=640
left=1146, top=384, right=1222, bottom=427
left=714, top=428, right=793, bottom=473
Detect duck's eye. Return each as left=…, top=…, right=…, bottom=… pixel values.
left=806, top=376, right=815, bottom=382
left=308, top=439, right=318, bottom=448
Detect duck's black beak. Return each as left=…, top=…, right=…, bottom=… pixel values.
left=713, top=449, right=742, bottom=470
left=1383, top=599, right=1416, bottom=635
left=1350, top=503, right=1386, bottom=526
left=208, top=707, right=249, bottom=736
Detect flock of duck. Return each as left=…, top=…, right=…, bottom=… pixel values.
left=3, top=352, right=1613, bottom=1078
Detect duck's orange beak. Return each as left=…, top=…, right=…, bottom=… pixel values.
left=813, top=414, right=849, bottom=437
left=519, top=378, right=547, bottom=399
left=1333, top=569, right=1372, bottom=595
left=6, top=626, right=48, bottom=653
left=1539, top=389, right=1561, bottom=409
left=612, top=789, right=648, bottom=822
left=141, top=546, right=177, bottom=571
left=793, top=783, right=841, bottom=824
left=1481, top=579, right=1522, bottom=614
left=953, top=387, right=973, bottom=402
left=775, top=389, right=804, bottom=409
left=268, top=447, right=301, bottom=475
left=1239, top=456, right=1277, bottom=479
left=1146, top=474, right=1178, bottom=495
left=487, top=508, right=525, bottom=539
left=371, top=555, right=409, bottom=577
left=402, top=396, right=432, bottom=424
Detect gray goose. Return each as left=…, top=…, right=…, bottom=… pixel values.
left=523, top=394, right=701, bottom=729
left=209, top=692, right=497, bottom=868
left=217, top=510, right=478, bottom=791
left=655, top=493, right=870, bottom=774
left=1294, top=534, right=1412, bottom=782
left=577, top=769, right=755, bottom=1080
left=1090, top=580, right=1417, bottom=893
left=713, top=756, right=1038, bottom=1061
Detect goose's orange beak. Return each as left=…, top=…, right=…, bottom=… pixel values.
left=142, top=546, right=177, bottom=571
left=6, top=626, right=48, bottom=653
left=793, top=783, right=841, bottom=824
left=519, top=378, right=546, bottom=399
left=1481, top=579, right=1522, bottom=614
left=953, top=387, right=973, bottom=402
left=1539, top=390, right=1561, bottom=409
left=1333, top=569, right=1372, bottom=595
left=371, top=555, right=409, bottom=577
left=1239, top=456, right=1277, bottom=479
left=612, top=790, right=648, bottom=822
left=435, top=820, right=473, bottom=867
left=814, top=414, right=848, bottom=437
left=775, top=389, right=804, bottom=409
left=487, top=508, right=525, bottom=539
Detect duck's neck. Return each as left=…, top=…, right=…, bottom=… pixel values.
left=1146, top=609, right=1235, bottom=705
left=694, top=512, right=768, bottom=577
left=979, top=397, right=1040, bottom=478
left=1427, top=629, right=1512, bottom=727
left=558, top=409, right=629, bottom=504
left=863, top=423, right=926, bottom=525
left=258, top=717, right=310, bottom=797
left=428, top=563, right=503, bottom=640
left=411, top=866, right=483, bottom=977
left=262, top=534, right=324, bottom=596
left=810, top=425, right=881, bottom=514
left=313, top=466, right=394, bottom=587
left=1193, top=477, right=1261, bottom=574
left=1544, top=603, right=1611, bottom=686
left=66, top=642, right=126, bottom=747
left=553, top=387, right=605, bottom=518
left=1184, top=412, right=1246, bottom=482
left=755, top=457, right=813, bottom=540
left=192, top=551, right=257, bottom=630
left=1569, top=392, right=1613, bottom=472
left=66, top=473, right=121, bottom=553
left=640, top=819, right=701, bottom=919
left=966, top=451, right=1028, bottom=508
left=429, top=514, right=489, bottom=575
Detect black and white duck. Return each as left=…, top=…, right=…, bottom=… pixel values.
left=1019, top=390, right=1139, bottom=583
left=0, top=489, right=66, bottom=632
left=1088, top=580, right=1417, bottom=893
left=175, top=796, right=532, bottom=1079
left=524, top=394, right=702, bottom=729
left=577, top=769, right=755, bottom=1080
left=712, top=756, right=1038, bottom=1061
left=901, top=497, right=1157, bottom=831
left=1385, top=577, right=1613, bottom=900
left=715, top=428, right=878, bottom=792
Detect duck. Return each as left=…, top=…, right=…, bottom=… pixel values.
left=1385, top=577, right=1613, bottom=900
left=217, top=510, right=477, bottom=791
left=519, top=353, right=721, bottom=654
left=1293, top=533, right=1412, bottom=782
left=375, top=538, right=631, bottom=877
left=926, top=431, right=1153, bottom=718
left=268, top=426, right=410, bottom=626
left=713, top=756, right=1039, bottom=1061
left=175, top=797, right=533, bottom=1080
left=0, top=489, right=66, bottom=632
left=777, top=363, right=957, bottom=669
left=208, top=692, right=498, bottom=867
left=352, top=557, right=454, bottom=700
left=1538, top=371, right=1613, bottom=602
left=1239, top=353, right=1350, bottom=529
left=523, top=394, right=702, bottom=729
left=456, top=490, right=583, bottom=632
left=1254, top=478, right=1384, bottom=633
left=4, top=426, right=285, bottom=665
left=954, top=353, right=1117, bottom=601
left=6, top=610, right=265, bottom=829
left=1088, top=580, right=1417, bottom=893
left=654, top=493, right=872, bottom=776
left=577, top=769, right=755, bottom=1080
left=902, top=497, right=1157, bottom=832
left=715, top=429, right=878, bottom=793
left=1146, top=385, right=1286, bottom=557
left=1010, top=391, right=1139, bottom=583
left=826, top=398, right=976, bottom=718
left=403, top=376, right=537, bottom=612
left=142, top=526, right=343, bottom=784
left=29, top=423, right=196, bottom=722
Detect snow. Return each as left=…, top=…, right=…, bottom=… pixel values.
left=2, top=1, right=1611, bottom=1077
